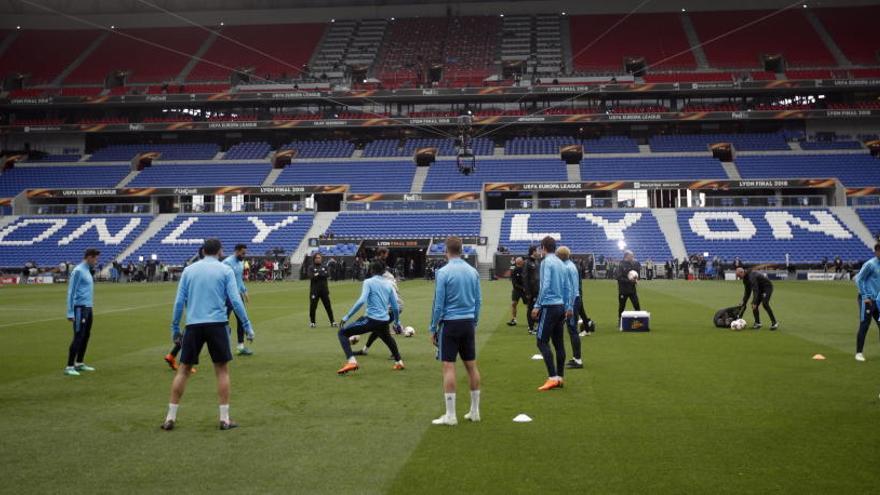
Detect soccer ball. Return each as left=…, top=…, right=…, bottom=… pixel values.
left=404, top=326, right=416, bottom=337
left=349, top=335, right=360, bottom=344
left=627, top=270, right=639, bottom=281
left=730, top=319, right=747, bottom=331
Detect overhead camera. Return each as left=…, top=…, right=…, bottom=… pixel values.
left=456, top=114, right=476, bottom=176
left=457, top=150, right=476, bottom=176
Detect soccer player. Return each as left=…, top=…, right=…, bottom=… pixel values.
left=530, top=236, right=572, bottom=391
left=616, top=250, right=641, bottom=322
left=557, top=247, right=586, bottom=369
left=854, top=243, right=880, bottom=361
left=336, top=260, right=404, bottom=374
left=523, top=246, right=541, bottom=334
left=224, top=244, right=252, bottom=356
left=161, top=239, right=254, bottom=431
left=309, top=253, right=337, bottom=328
left=736, top=267, right=779, bottom=330
left=430, top=236, right=482, bottom=426
left=64, top=248, right=100, bottom=376
left=353, top=247, right=405, bottom=356
left=507, top=257, right=528, bottom=326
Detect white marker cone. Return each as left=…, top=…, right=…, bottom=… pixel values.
left=513, top=414, right=533, bottom=423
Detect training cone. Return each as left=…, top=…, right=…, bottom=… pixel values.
left=812, top=354, right=826, bottom=360
left=513, top=414, right=533, bottom=423
left=531, top=354, right=543, bottom=361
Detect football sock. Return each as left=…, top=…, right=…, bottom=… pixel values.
left=219, top=404, right=230, bottom=423
left=348, top=357, right=357, bottom=365
left=470, top=390, right=480, bottom=414
left=444, top=393, right=456, bottom=418
left=166, top=404, right=178, bottom=422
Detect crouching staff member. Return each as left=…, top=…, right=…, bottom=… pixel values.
left=616, top=250, right=641, bottom=322
left=736, top=267, right=779, bottom=330
left=854, top=243, right=880, bottom=362
left=309, top=253, right=337, bottom=328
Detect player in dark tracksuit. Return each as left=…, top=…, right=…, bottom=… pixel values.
left=508, top=257, right=529, bottom=327
left=736, top=267, right=779, bottom=330
left=522, top=246, right=541, bottom=334
left=616, top=250, right=641, bottom=321
left=309, top=253, right=337, bottom=328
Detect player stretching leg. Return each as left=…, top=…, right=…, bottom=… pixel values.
left=64, top=248, right=100, bottom=377
left=162, top=239, right=254, bottom=431
left=854, top=243, right=880, bottom=362
left=223, top=244, right=253, bottom=356
left=430, top=237, right=482, bottom=426
left=336, top=261, right=404, bottom=374
left=531, top=236, right=572, bottom=391
left=558, top=247, right=584, bottom=370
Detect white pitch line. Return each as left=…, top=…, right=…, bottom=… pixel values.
left=0, top=302, right=169, bottom=328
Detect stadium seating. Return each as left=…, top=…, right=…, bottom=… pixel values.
left=570, top=13, right=695, bottom=71
left=649, top=133, right=790, bottom=152
left=274, top=161, right=414, bottom=192
left=583, top=137, right=639, bottom=153
left=127, top=213, right=313, bottom=264
left=857, top=209, right=880, bottom=238
left=677, top=209, right=870, bottom=263
left=499, top=210, right=672, bottom=260
left=429, top=243, right=477, bottom=255
left=0, top=215, right=149, bottom=267
left=0, top=165, right=130, bottom=197
left=814, top=6, right=880, bottom=65
left=280, top=140, right=355, bottom=159
left=799, top=141, right=863, bottom=151
left=187, top=24, right=324, bottom=81
left=422, top=159, right=568, bottom=192
left=581, top=156, right=728, bottom=181
left=363, top=139, right=404, bottom=157
left=362, top=138, right=493, bottom=158
left=403, top=138, right=455, bottom=156
left=127, top=163, right=271, bottom=187
left=326, top=212, right=481, bottom=239
left=223, top=142, right=271, bottom=160
left=505, top=136, right=582, bottom=155
left=314, top=243, right=360, bottom=256
left=644, top=72, right=734, bottom=83
left=690, top=10, right=834, bottom=68
left=88, top=143, right=219, bottom=162
left=735, top=154, right=880, bottom=187
left=26, top=154, right=82, bottom=163
left=0, top=29, right=102, bottom=84
left=65, top=27, right=208, bottom=84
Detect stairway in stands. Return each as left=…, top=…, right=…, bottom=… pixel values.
left=651, top=209, right=688, bottom=260
left=289, top=211, right=339, bottom=271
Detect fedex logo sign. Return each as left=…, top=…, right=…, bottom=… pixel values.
left=0, top=218, right=143, bottom=246
left=687, top=210, right=853, bottom=240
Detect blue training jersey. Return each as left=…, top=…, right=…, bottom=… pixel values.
left=171, top=256, right=251, bottom=335
left=430, top=257, right=481, bottom=332
left=563, top=259, right=581, bottom=303
left=856, top=257, right=880, bottom=300
left=66, top=261, right=94, bottom=317
left=222, top=255, right=248, bottom=294
left=535, top=253, right=572, bottom=311
left=344, top=275, right=399, bottom=322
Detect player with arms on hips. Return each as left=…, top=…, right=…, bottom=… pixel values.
left=224, top=243, right=253, bottom=356
left=530, top=236, right=573, bottom=391
left=736, top=267, right=779, bottom=330
left=430, top=236, right=482, bottom=426
left=161, top=239, right=254, bottom=431
left=854, top=243, right=880, bottom=361
left=336, top=260, right=405, bottom=374
left=64, top=248, right=100, bottom=376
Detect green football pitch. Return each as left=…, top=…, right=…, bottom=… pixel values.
left=1, top=279, right=878, bottom=494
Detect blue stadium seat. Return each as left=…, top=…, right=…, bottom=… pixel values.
left=223, top=141, right=271, bottom=160
left=0, top=165, right=131, bottom=197
left=677, top=209, right=871, bottom=263
left=799, top=141, right=863, bottom=151
left=736, top=154, right=880, bottom=187
left=275, top=161, right=415, bottom=192
left=649, top=133, right=790, bottom=152
left=89, top=143, right=219, bottom=162
left=127, top=163, right=272, bottom=187
left=857, top=208, right=880, bottom=239
left=581, top=156, right=727, bottom=180
left=0, top=215, right=149, bottom=267
left=280, top=140, right=355, bottom=159
left=498, top=210, right=672, bottom=261
left=327, top=212, right=481, bottom=239
left=423, top=158, right=568, bottom=192
left=128, top=213, right=314, bottom=264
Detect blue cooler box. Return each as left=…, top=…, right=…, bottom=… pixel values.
left=620, top=311, right=650, bottom=332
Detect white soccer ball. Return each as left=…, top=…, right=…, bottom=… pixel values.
left=627, top=270, right=639, bottom=281
left=404, top=326, right=416, bottom=337
left=730, top=319, right=747, bottom=331
left=349, top=335, right=360, bottom=344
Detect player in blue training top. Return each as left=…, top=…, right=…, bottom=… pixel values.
left=223, top=243, right=253, bottom=356
left=429, top=236, right=482, bottom=427
left=336, top=260, right=404, bottom=374
left=64, top=248, right=100, bottom=377
left=530, top=236, right=573, bottom=391
left=854, top=243, right=880, bottom=362
left=161, top=239, right=254, bottom=431
left=557, top=246, right=585, bottom=370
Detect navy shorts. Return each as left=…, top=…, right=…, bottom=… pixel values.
left=180, top=322, right=232, bottom=366
left=439, top=319, right=476, bottom=362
